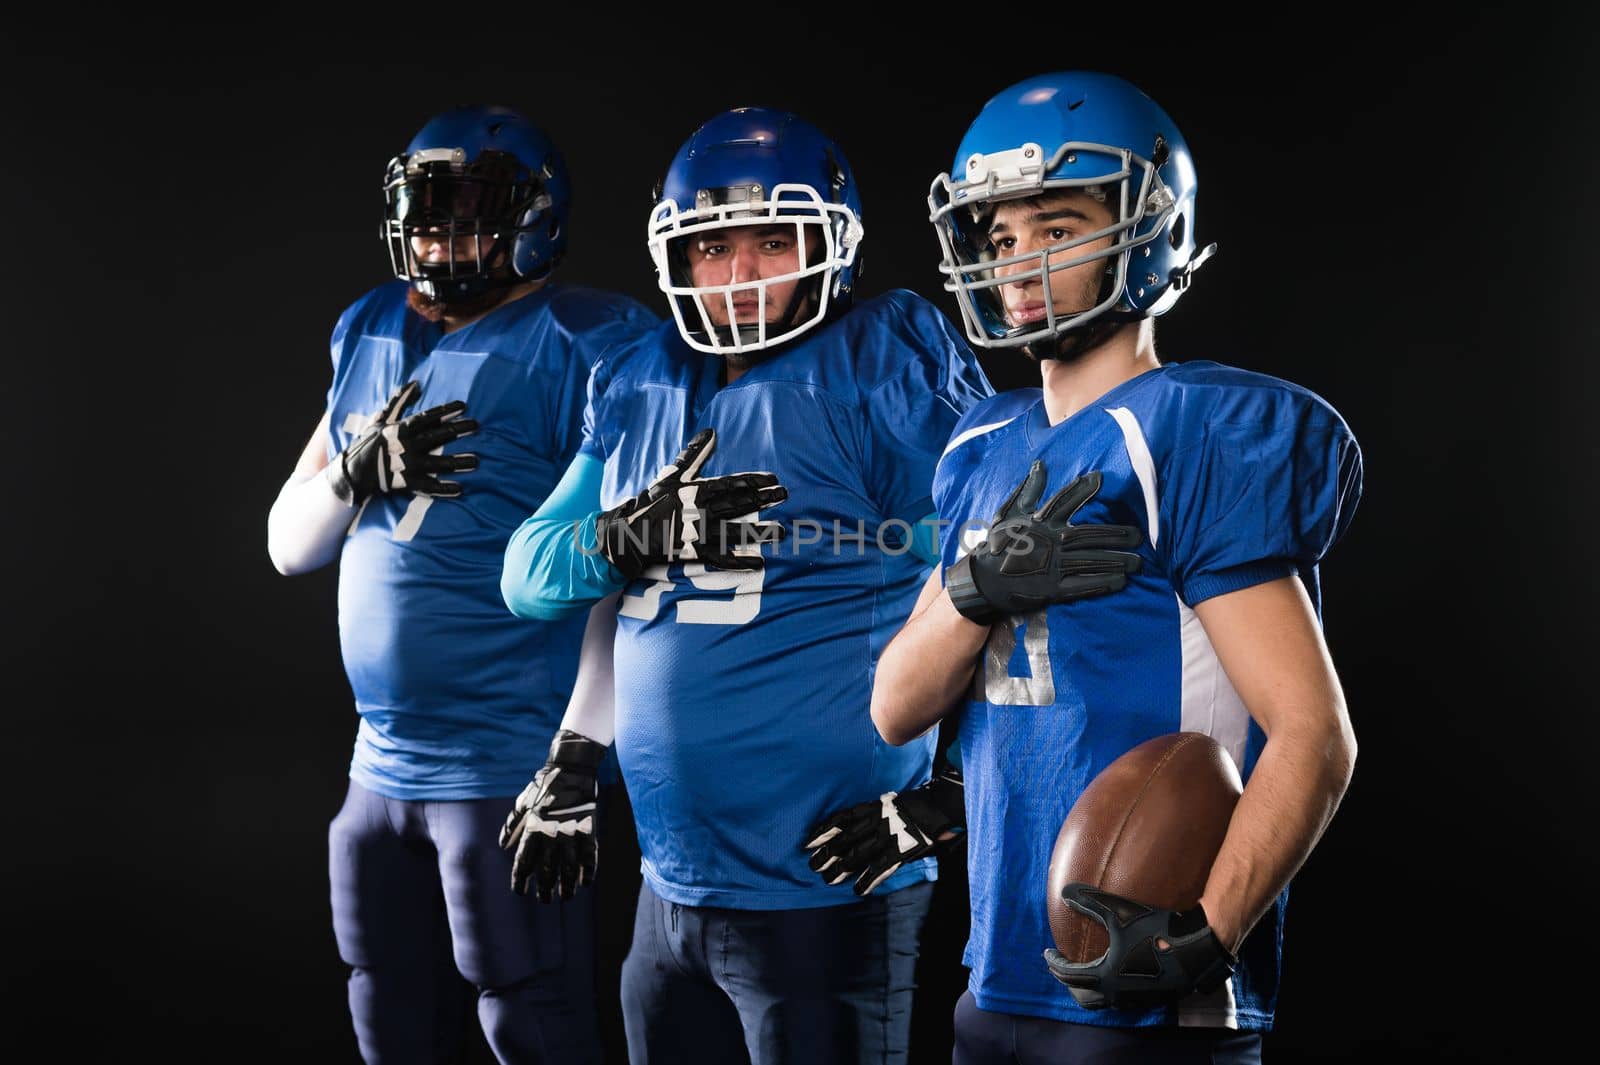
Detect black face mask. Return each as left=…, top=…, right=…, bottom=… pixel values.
left=403, top=232, right=514, bottom=304
left=383, top=151, right=550, bottom=303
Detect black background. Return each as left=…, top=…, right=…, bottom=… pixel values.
left=6, top=11, right=1594, bottom=1064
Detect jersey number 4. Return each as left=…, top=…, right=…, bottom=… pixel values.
left=982, top=610, right=1056, bottom=706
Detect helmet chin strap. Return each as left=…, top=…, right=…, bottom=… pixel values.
left=1023, top=312, right=1138, bottom=363
left=411, top=235, right=519, bottom=310
left=413, top=272, right=517, bottom=316
left=1020, top=261, right=1135, bottom=362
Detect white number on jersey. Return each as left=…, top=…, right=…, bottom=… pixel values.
left=983, top=610, right=1056, bottom=706
left=617, top=534, right=765, bottom=626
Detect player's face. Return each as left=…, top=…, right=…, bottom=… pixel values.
left=410, top=227, right=503, bottom=267
left=685, top=224, right=818, bottom=327
left=987, top=190, right=1115, bottom=328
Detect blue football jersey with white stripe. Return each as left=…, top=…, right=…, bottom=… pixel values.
left=585, top=290, right=993, bottom=909
left=933, top=361, right=1362, bottom=1029
left=326, top=280, right=657, bottom=800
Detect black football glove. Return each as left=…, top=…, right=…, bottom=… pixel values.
left=594, top=427, right=787, bottom=579
left=499, top=729, right=606, bottom=903
left=327, top=379, right=479, bottom=504
left=802, top=762, right=965, bottom=896
left=945, top=462, right=1143, bottom=624
left=1043, top=885, right=1237, bottom=1011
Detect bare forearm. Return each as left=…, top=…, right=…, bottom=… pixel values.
left=871, top=579, right=990, bottom=745
left=1199, top=715, right=1356, bottom=952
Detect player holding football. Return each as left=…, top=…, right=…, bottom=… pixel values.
left=871, top=73, right=1363, bottom=1063
left=266, top=105, right=655, bottom=1065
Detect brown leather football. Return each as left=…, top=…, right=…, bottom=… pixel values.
left=1047, top=732, right=1243, bottom=963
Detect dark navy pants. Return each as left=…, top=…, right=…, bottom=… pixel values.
left=329, top=779, right=602, bottom=1065
left=952, top=990, right=1263, bottom=1064
left=620, top=879, right=933, bottom=1065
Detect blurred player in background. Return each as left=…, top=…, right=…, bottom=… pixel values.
left=267, top=104, right=655, bottom=1064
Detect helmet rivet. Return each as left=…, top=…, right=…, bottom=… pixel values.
left=1142, top=246, right=1152, bottom=257
left=1065, top=152, right=1077, bottom=164
left=1024, top=147, right=1035, bottom=158
left=1146, top=273, right=1159, bottom=285
left=1136, top=287, right=1146, bottom=298
left=968, top=156, right=980, bottom=169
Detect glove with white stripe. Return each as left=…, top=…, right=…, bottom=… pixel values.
left=499, top=729, right=606, bottom=902
left=802, top=760, right=965, bottom=896
left=327, top=379, right=479, bottom=504
left=594, top=427, right=787, bottom=579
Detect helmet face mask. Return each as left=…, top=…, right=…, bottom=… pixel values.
left=648, top=108, right=864, bottom=359
left=381, top=108, right=570, bottom=305
left=651, top=184, right=858, bottom=356
left=929, top=73, right=1210, bottom=355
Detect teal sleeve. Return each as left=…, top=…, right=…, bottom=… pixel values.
left=908, top=511, right=942, bottom=567
left=501, top=453, right=626, bottom=620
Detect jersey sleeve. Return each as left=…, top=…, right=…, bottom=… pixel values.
left=578, top=316, right=662, bottom=463
left=578, top=348, right=621, bottom=463
left=1162, top=394, right=1363, bottom=607
left=862, top=295, right=993, bottom=524
left=328, top=305, right=354, bottom=374
left=554, top=296, right=657, bottom=463
left=323, top=296, right=367, bottom=461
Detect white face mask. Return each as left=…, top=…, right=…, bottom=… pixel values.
left=648, top=183, right=863, bottom=356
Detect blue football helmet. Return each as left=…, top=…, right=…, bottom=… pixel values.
left=647, top=108, right=864, bottom=356
left=383, top=105, right=571, bottom=302
left=929, top=72, right=1215, bottom=354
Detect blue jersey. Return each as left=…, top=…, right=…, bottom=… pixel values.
left=585, top=291, right=993, bottom=909
left=934, top=361, right=1362, bottom=1029
left=326, top=280, right=657, bottom=800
